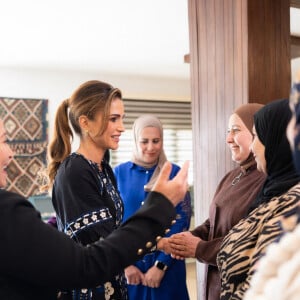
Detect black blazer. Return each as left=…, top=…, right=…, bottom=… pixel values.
left=0, top=189, right=175, bottom=300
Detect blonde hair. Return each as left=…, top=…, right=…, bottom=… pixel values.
left=47, top=80, right=122, bottom=186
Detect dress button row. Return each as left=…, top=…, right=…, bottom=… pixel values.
left=137, top=240, right=156, bottom=255
left=136, top=219, right=176, bottom=256
left=146, top=241, right=153, bottom=248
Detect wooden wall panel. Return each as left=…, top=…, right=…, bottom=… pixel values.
left=248, top=0, right=291, bottom=102
left=188, top=0, right=291, bottom=299
left=188, top=1, right=247, bottom=298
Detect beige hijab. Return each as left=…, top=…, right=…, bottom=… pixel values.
left=131, top=114, right=167, bottom=191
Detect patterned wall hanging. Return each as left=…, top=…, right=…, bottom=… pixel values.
left=0, top=97, right=48, bottom=198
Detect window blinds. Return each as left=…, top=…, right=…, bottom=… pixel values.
left=110, top=99, right=193, bottom=184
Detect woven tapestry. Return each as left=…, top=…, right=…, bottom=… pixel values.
left=0, top=97, right=48, bottom=198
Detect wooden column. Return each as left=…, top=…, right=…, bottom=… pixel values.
left=248, top=0, right=291, bottom=102
left=188, top=1, right=290, bottom=299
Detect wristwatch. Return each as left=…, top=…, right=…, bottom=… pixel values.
left=154, top=260, right=168, bottom=271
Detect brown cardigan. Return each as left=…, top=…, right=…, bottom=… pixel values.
left=191, top=164, right=266, bottom=300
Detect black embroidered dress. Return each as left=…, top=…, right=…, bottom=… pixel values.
left=52, top=153, right=127, bottom=300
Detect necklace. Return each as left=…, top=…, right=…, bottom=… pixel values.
left=231, top=171, right=243, bottom=186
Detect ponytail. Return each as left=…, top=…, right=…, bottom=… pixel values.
left=47, top=99, right=73, bottom=186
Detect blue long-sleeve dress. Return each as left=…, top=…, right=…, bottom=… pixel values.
left=114, top=161, right=192, bottom=300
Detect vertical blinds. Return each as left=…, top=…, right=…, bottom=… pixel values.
left=110, top=99, right=193, bottom=184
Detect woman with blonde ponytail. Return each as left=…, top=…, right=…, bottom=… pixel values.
left=48, top=80, right=128, bottom=300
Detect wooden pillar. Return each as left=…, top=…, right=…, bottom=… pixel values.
left=188, top=1, right=290, bottom=299
left=248, top=0, right=291, bottom=102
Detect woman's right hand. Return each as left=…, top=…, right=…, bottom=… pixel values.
left=124, top=265, right=145, bottom=285
left=169, top=231, right=200, bottom=259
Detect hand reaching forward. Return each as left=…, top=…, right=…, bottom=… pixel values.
left=157, top=237, right=173, bottom=254
left=152, top=161, right=189, bottom=207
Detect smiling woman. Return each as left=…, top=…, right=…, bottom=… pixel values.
left=47, top=80, right=129, bottom=300
left=111, top=99, right=193, bottom=185
left=113, top=114, right=192, bottom=300
left=217, top=99, right=300, bottom=300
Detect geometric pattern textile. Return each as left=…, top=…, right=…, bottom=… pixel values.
left=0, top=97, right=48, bottom=198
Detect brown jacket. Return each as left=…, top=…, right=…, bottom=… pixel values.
left=192, top=163, right=266, bottom=300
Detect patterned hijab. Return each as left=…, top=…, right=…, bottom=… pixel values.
left=290, top=70, right=300, bottom=174
left=131, top=114, right=167, bottom=191
left=233, top=103, right=264, bottom=170
left=249, top=98, right=300, bottom=211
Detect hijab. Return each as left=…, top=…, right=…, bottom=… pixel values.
left=234, top=103, right=264, bottom=171
left=290, top=71, right=300, bottom=174
left=249, top=98, right=300, bottom=211
left=131, top=114, right=167, bottom=191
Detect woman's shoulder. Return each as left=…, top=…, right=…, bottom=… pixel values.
left=287, top=182, right=300, bottom=194
left=56, top=153, right=98, bottom=184
left=0, top=189, right=24, bottom=202
left=114, top=161, right=133, bottom=170
left=61, top=153, right=92, bottom=172
left=0, top=189, right=36, bottom=212
left=272, top=183, right=300, bottom=210
left=250, top=184, right=300, bottom=222
left=113, top=162, right=134, bottom=177
left=271, top=183, right=300, bottom=204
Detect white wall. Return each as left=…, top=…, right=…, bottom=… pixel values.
left=292, top=58, right=300, bottom=80
left=0, top=67, right=191, bottom=142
